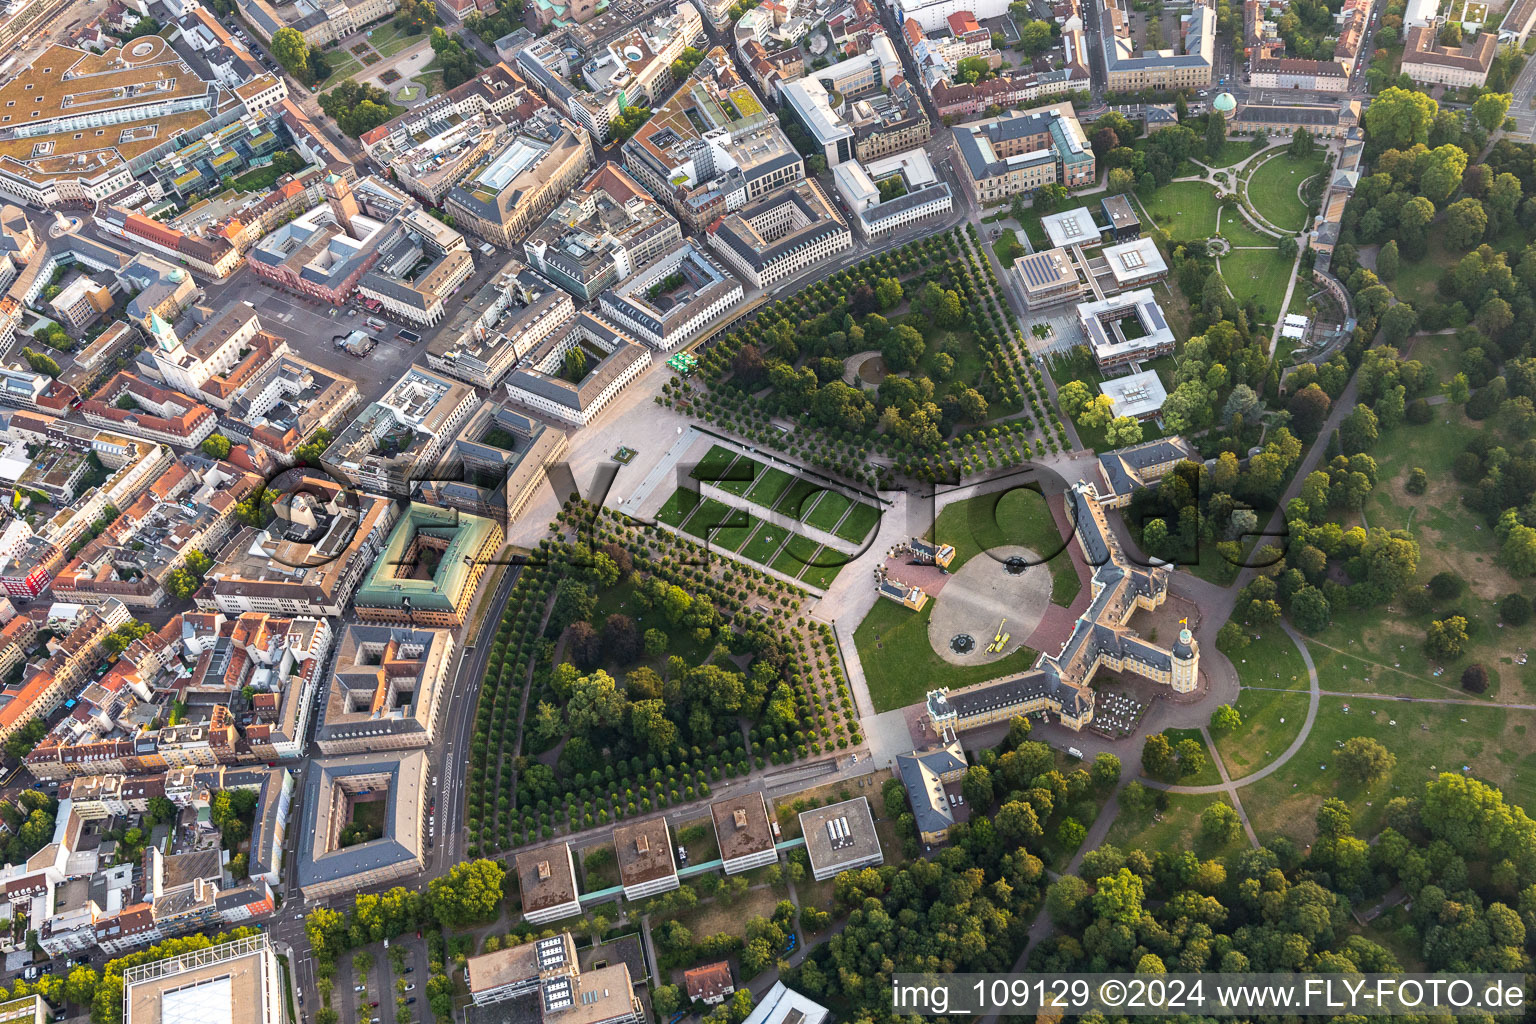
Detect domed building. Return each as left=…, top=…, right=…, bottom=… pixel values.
left=1212, top=92, right=1237, bottom=116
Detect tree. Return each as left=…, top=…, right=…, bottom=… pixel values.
left=20, top=348, right=60, bottom=377
left=1290, top=584, right=1331, bottom=632
left=1460, top=663, right=1489, bottom=693
left=200, top=434, right=232, bottom=459
left=1340, top=404, right=1379, bottom=453
left=653, top=986, right=683, bottom=1017
left=1205, top=109, right=1226, bottom=159
left=1288, top=383, right=1331, bottom=438
left=1046, top=874, right=1091, bottom=927
left=1363, top=87, right=1438, bottom=150
left=1471, top=91, right=1513, bottom=133
left=1092, top=867, right=1145, bottom=924
left=1399, top=196, right=1436, bottom=248
left=961, top=765, right=994, bottom=808
left=1210, top=704, right=1241, bottom=733
left=1379, top=303, right=1418, bottom=346
left=1091, top=753, right=1121, bottom=790
left=1337, top=737, right=1396, bottom=784
left=1108, top=167, right=1136, bottom=194
left=1105, top=416, right=1143, bottom=446
left=1499, top=523, right=1536, bottom=576
left=1424, top=615, right=1470, bottom=659
left=1289, top=128, right=1316, bottom=158
left=1419, top=144, right=1468, bottom=205
left=1444, top=197, right=1488, bottom=250
left=1141, top=733, right=1174, bottom=777
left=1176, top=738, right=1207, bottom=779
left=1057, top=379, right=1092, bottom=418
left=956, top=56, right=990, bottom=84
left=1377, top=239, right=1399, bottom=280
left=271, top=28, right=310, bottom=80
left=427, top=859, right=505, bottom=926
left=1019, top=18, right=1054, bottom=53
left=1200, top=802, right=1242, bottom=845
left=1077, top=393, right=1115, bottom=429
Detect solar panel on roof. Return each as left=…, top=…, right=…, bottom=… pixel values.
left=1146, top=305, right=1168, bottom=331
left=536, top=936, right=567, bottom=969
left=544, top=977, right=574, bottom=1012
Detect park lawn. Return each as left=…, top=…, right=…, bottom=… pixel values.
left=1390, top=237, right=1458, bottom=308
left=1216, top=207, right=1277, bottom=248
left=691, top=443, right=738, bottom=482
left=854, top=598, right=1037, bottom=712
left=833, top=501, right=881, bottom=544
left=670, top=886, right=783, bottom=939
left=776, top=478, right=824, bottom=520
left=712, top=455, right=763, bottom=496
left=655, top=487, right=702, bottom=528
left=1106, top=792, right=1249, bottom=862
left=1136, top=182, right=1222, bottom=241
left=318, top=53, right=363, bottom=89
left=678, top=497, right=741, bottom=540
left=1213, top=689, right=1311, bottom=779
left=797, top=547, right=846, bottom=591
left=770, top=545, right=809, bottom=578
left=1220, top=247, right=1295, bottom=322
left=711, top=512, right=763, bottom=553
left=1231, top=627, right=1311, bottom=690
left=1238, top=696, right=1536, bottom=845
left=745, top=466, right=794, bottom=508
left=1151, top=728, right=1224, bottom=786
left=1248, top=151, right=1326, bottom=232
left=993, top=230, right=1025, bottom=268
left=776, top=533, right=822, bottom=575
left=742, top=522, right=791, bottom=565
left=369, top=22, right=422, bottom=57
left=805, top=490, right=853, bottom=532
left=1287, top=279, right=1317, bottom=317
left=932, top=488, right=1082, bottom=607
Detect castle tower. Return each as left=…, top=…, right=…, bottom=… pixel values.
left=1171, top=626, right=1199, bottom=693
left=323, top=172, right=360, bottom=231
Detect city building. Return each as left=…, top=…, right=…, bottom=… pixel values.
left=928, top=61, right=1091, bottom=118
left=1232, top=98, right=1361, bottom=138
left=684, top=963, right=735, bottom=1005
left=1100, top=0, right=1215, bottom=90
left=315, top=624, right=455, bottom=754
left=740, top=984, right=830, bottom=1024
left=780, top=37, right=930, bottom=166
left=351, top=502, right=504, bottom=628
left=1097, top=369, right=1168, bottom=421
left=954, top=104, right=1095, bottom=206
left=596, top=239, right=745, bottom=350
left=197, top=478, right=398, bottom=617
left=0, top=39, right=228, bottom=208
left=51, top=456, right=262, bottom=608
left=122, top=934, right=282, bottom=1024
left=465, top=933, right=644, bottom=1024
left=1502, top=0, right=1536, bottom=45
left=1014, top=248, right=1085, bottom=309
left=514, top=844, right=582, bottom=924
left=895, top=0, right=1010, bottom=32
left=295, top=748, right=428, bottom=899
left=0, top=600, right=123, bottom=744
left=503, top=311, right=652, bottom=426
left=48, top=276, right=115, bottom=334
left=134, top=303, right=276, bottom=400
left=94, top=206, right=242, bottom=281
left=210, top=354, right=359, bottom=466
left=830, top=149, right=953, bottom=239
left=236, top=0, right=399, bottom=47
left=1101, top=195, right=1141, bottom=240
left=427, top=260, right=576, bottom=389
left=1096, top=237, right=1169, bottom=292
left=711, top=792, right=776, bottom=874
left=707, top=178, right=852, bottom=289
left=1078, top=289, right=1177, bottom=368
left=895, top=741, right=967, bottom=843
left=248, top=175, right=395, bottom=306
left=443, top=120, right=593, bottom=249
left=321, top=365, right=479, bottom=498
left=925, top=480, right=1200, bottom=735
left=1250, top=57, right=1349, bottom=92
left=354, top=216, right=475, bottom=329
left=622, top=49, right=804, bottom=233
left=78, top=373, right=219, bottom=449
left=118, top=255, right=202, bottom=327
left=569, top=3, right=705, bottom=144
left=1094, top=436, right=1198, bottom=507
left=524, top=164, right=683, bottom=302
left=612, top=817, right=679, bottom=899
left=799, top=797, right=883, bottom=880
left=1400, top=26, right=1498, bottom=87
left=413, top=403, right=569, bottom=531
left=1041, top=206, right=1104, bottom=250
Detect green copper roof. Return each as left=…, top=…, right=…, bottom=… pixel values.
left=353, top=502, right=502, bottom=613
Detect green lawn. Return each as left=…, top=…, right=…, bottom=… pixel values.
left=854, top=598, right=1038, bottom=711
left=1220, top=247, right=1296, bottom=323
left=1247, top=151, right=1326, bottom=232
left=1231, top=627, right=1311, bottom=690
left=1238, top=697, right=1536, bottom=845
left=678, top=497, right=741, bottom=541
left=691, top=444, right=737, bottom=482
left=932, top=488, right=1081, bottom=606
left=368, top=22, right=423, bottom=56
left=1136, top=182, right=1223, bottom=241
left=712, top=512, right=762, bottom=552
left=1105, top=792, right=1249, bottom=862
left=776, top=478, right=824, bottom=520
left=833, top=501, right=881, bottom=544
left=1204, top=138, right=1266, bottom=169
left=804, top=491, right=853, bottom=532
left=1216, top=207, right=1277, bottom=248
left=775, top=533, right=821, bottom=574
left=655, top=487, right=702, bottom=528
left=797, top=547, right=846, bottom=591
left=317, top=53, right=363, bottom=89
left=742, top=522, right=790, bottom=564
left=1212, top=689, right=1310, bottom=780
left=745, top=467, right=794, bottom=508
left=712, top=456, right=762, bottom=496
left=993, top=230, right=1025, bottom=268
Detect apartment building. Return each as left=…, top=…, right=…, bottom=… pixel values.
left=1401, top=26, right=1497, bottom=88
left=321, top=366, right=478, bottom=498
left=706, top=178, right=852, bottom=289
left=315, top=624, right=455, bottom=754
left=426, top=260, right=577, bottom=388
left=1100, top=0, right=1215, bottom=91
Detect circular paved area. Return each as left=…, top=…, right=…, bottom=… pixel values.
left=928, top=545, right=1052, bottom=665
